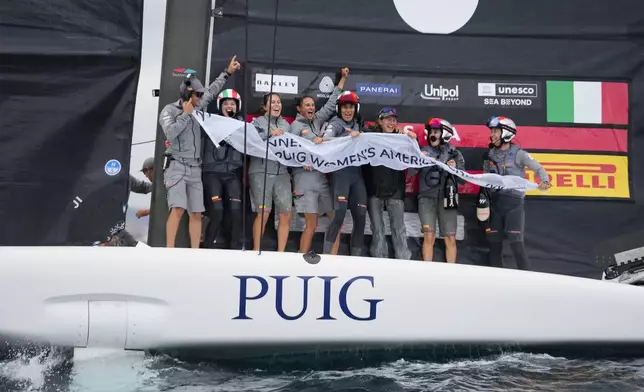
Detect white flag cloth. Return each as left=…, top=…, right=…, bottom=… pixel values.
left=193, top=111, right=538, bottom=192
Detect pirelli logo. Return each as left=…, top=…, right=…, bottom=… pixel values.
left=525, top=154, right=630, bottom=199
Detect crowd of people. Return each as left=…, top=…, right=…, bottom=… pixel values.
left=156, top=56, right=552, bottom=270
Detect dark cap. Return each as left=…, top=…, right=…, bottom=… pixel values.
left=179, top=75, right=206, bottom=96
left=141, top=157, right=155, bottom=171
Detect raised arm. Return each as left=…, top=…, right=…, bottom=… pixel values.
left=197, top=55, right=241, bottom=110
left=315, top=68, right=349, bottom=123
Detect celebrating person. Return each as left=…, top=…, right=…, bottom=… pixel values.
left=483, top=116, right=551, bottom=270
left=159, top=55, right=241, bottom=248
left=409, top=118, right=465, bottom=263
left=362, top=107, right=416, bottom=259
left=322, top=91, right=367, bottom=256
left=249, top=93, right=292, bottom=252
left=201, top=88, right=245, bottom=249
left=289, top=68, right=349, bottom=254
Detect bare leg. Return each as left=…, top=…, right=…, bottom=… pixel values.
left=444, top=236, right=457, bottom=263
left=277, top=213, right=291, bottom=252
left=299, top=213, right=318, bottom=253
left=252, top=211, right=271, bottom=251
left=188, top=212, right=202, bottom=249
left=422, top=232, right=436, bottom=261
left=166, top=207, right=185, bottom=248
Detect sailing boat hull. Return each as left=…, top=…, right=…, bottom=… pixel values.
left=1, top=246, right=643, bottom=360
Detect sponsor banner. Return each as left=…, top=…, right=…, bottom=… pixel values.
left=417, top=78, right=472, bottom=106
left=525, top=153, right=630, bottom=199
left=546, top=81, right=628, bottom=125
left=356, top=83, right=402, bottom=97
left=396, top=122, right=628, bottom=153
left=254, top=73, right=299, bottom=94
left=244, top=118, right=628, bottom=153
left=194, top=112, right=539, bottom=192
left=477, top=82, right=542, bottom=109
left=172, top=67, right=197, bottom=77
left=317, top=75, right=335, bottom=98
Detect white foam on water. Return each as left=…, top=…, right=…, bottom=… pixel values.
left=0, top=349, right=66, bottom=391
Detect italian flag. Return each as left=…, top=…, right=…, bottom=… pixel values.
left=546, top=81, right=628, bottom=125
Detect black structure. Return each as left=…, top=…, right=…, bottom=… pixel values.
left=0, top=0, right=144, bottom=246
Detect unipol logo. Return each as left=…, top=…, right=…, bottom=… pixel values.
left=233, top=275, right=384, bottom=321
left=393, top=0, right=479, bottom=34
left=420, top=84, right=459, bottom=101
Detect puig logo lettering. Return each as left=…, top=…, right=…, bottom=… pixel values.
left=233, top=275, right=384, bottom=321
left=420, top=84, right=459, bottom=101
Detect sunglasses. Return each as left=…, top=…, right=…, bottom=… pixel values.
left=378, top=108, right=397, bottom=118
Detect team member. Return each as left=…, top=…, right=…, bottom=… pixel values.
left=249, top=93, right=292, bottom=252
left=159, top=55, right=241, bottom=248
left=202, top=89, right=245, bottom=249
left=362, top=108, right=416, bottom=259
left=322, top=91, right=367, bottom=256
left=409, top=118, right=465, bottom=263
left=483, top=116, right=551, bottom=270
left=290, top=68, right=348, bottom=254
left=131, top=157, right=155, bottom=219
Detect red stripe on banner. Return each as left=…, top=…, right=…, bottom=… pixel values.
left=245, top=116, right=627, bottom=152
left=601, top=82, right=629, bottom=125
left=398, top=123, right=628, bottom=153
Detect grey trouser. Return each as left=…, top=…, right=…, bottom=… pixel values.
left=367, top=197, right=411, bottom=260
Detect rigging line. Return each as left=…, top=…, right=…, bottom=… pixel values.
left=241, top=0, right=250, bottom=251
left=131, top=140, right=155, bottom=146
left=258, top=0, right=280, bottom=256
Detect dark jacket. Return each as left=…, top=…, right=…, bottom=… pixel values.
left=361, top=125, right=407, bottom=200
left=202, top=114, right=245, bottom=174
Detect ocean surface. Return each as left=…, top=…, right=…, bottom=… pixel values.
left=2, top=346, right=643, bottom=392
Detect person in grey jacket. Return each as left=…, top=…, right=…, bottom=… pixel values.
left=119, top=157, right=155, bottom=246
left=159, top=55, right=240, bottom=248
left=322, top=90, right=366, bottom=256
left=290, top=67, right=348, bottom=254
left=483, top=116, right=551, bottom=270
left=408, top=118, right=465, bottom=263
left=249, top=93, right=292, bottom=252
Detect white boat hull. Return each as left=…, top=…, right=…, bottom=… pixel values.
left=1, top=247, right=644, bottom=359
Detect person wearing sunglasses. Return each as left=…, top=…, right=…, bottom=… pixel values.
left=362, top=108, right=416, bottom=259
left=159, top=55, right=241, bottom=248
left=483, top=116, right=550, bottom=271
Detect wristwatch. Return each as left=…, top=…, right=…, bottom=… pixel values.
left=224, top=68, right=232, bottom=77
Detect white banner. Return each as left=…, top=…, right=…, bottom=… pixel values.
left=192, top=111, right=538, bottom=191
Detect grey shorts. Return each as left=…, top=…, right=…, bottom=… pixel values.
left=418, top=196, right=457, bottom=237
left=164, top=160, right=205, bottom=213
left=249, top=173, right=293, bottom=214
left=292, top=173, right=333, bottom=215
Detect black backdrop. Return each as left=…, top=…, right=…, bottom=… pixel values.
left=0, top=0, right=144, bottom=245
left=204, top=0, right=644, bottom=278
